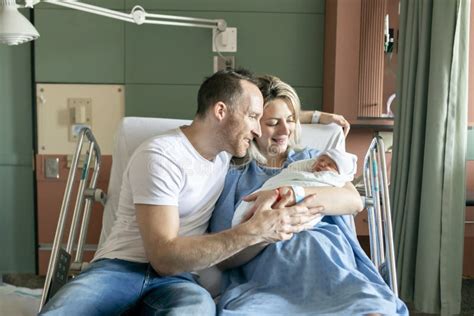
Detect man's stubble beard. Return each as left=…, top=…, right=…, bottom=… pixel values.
left=221, top=114, right=246, bottom=158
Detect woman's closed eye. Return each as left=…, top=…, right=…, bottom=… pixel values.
left=266, top=119, right=279, bottom=126
left=266, top=117, right=295, bottom=127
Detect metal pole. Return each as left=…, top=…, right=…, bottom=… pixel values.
left=364, top=139, right=379, bottom=267
left=75, top=154, right=101, bottom=263
left=65, top=142, right=93, bottom=253
left=377, top=138, right=398, bottom=296
left=370, top=149, right=385, bottom=264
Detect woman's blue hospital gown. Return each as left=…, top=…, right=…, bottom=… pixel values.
left=209, top=148, right=408, bottom=315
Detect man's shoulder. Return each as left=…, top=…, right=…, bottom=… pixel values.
left=126, top=128, right=185, bottom=169
left=139, top=128, right=185, bottom=153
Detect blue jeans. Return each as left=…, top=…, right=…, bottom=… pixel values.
left=39, top=258, right=215, bottom=315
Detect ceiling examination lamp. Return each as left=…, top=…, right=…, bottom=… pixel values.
left=0, top=0, right=228, bottom=46
left=0, top=0, right=39, bottom=45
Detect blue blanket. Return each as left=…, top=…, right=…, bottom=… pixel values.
left=209, top=149, right=408, bottom=315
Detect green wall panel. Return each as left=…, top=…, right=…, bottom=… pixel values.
left=35, top=9, right=125, bottom=83
left=125, top=0, right=324, bottom=13
left=0, top=12, right=35, bottom=273
left=125, top=84, right=199, bottom=119
left=0, top=166, right=36, bottom=274
left=231, top=12, right=324, bottom=87
left=0, top=46, right=34, bottom=165
left=125, top=11, right=324, bottom=87
left=293, top=87, right=323, bottom=111
left=125, top=21, right=211, bottom=85
left=467, top=128, right=474, bottom=161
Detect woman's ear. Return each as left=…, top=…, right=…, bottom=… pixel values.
left=213, top=101, right=228, bottom=121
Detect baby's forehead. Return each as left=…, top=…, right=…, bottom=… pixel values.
left=317, top=154, right=332, bottom=161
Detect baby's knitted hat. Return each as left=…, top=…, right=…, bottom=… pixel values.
left=319, top=148, right=358, bottom=177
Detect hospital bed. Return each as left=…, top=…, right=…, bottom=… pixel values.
left=39, top=117, right=398, bottom=310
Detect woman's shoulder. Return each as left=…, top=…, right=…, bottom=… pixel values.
left=288, top=147, right=320, bottom=163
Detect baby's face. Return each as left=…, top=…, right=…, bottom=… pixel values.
left=312, top=155, right=339, bottom=173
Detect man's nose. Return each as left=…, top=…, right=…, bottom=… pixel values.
left=252, top=122, right=262, bottom=138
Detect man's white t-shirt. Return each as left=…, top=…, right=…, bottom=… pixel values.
left=94, top=128, right=231, bottom=263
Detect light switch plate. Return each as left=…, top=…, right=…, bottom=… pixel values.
left=45, top=157, right=60, bottom=179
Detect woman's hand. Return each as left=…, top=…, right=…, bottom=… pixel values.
left=300, top=110, right=350, bottom=137
left=319, top=113, right=351, bottom=137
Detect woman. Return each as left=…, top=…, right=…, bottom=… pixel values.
left=209, top=75, right=408, bottom=315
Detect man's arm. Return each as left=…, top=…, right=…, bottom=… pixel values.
left=136, top=204, right=260, bottom=276
left=136, top=194, right=323, bottom=276
left=216, top=243, right=268, bottom=271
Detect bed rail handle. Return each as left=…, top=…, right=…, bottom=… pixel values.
left=363, top=136, right=398, bottom=297
left=39, top=127, right=104, bottom=311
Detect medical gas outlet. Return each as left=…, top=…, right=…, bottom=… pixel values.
left=68, top=98, right=92, bottom=143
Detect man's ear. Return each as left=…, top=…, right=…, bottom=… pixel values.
left=213, top=101, right=228, bottom=121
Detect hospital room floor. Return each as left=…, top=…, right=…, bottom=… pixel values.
left=1, top=274, right=473, bottom=315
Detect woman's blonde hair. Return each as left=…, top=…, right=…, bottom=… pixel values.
left=234, top=75, right=302, bottom=166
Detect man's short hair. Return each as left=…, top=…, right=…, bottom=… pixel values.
left=196, top=68, right=258, bottom=117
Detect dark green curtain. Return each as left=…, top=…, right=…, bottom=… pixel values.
left=391, top=0, right=470, bottom=314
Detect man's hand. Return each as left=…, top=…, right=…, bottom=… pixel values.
left=242, top=187, right=297, bottom=221
left=243, top=194, right=324, bottom=243
left=243, top=186, right=297, bottom=207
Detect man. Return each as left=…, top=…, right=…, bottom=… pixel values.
left=41, top=69, right=322, bottom=315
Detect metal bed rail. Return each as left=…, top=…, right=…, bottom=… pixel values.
left=362, top=136, right=398, bottom=297
left=39, top=127, right=106, bottom=310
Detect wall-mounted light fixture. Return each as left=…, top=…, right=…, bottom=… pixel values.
left=0, top=0, right=230, bottom=48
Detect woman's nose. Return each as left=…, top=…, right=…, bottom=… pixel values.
left=279, top=121, right=290, bottom=135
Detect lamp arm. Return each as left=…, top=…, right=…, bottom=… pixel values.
left=25, top=0, right=226, bottom=31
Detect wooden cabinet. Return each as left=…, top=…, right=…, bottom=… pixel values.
left=323, top=0, right=398, bottom=124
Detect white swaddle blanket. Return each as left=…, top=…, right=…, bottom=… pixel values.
left=231, top=158, right=353, bottom=227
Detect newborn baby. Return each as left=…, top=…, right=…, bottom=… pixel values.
left=232, top=148, right=358, bottom=227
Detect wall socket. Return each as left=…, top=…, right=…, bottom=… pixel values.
left=213, top=56, right=235, bottom=72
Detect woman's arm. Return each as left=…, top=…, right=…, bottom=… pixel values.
left=300, top=110, right=350, bottom=137
left=301, top=182, right=363, bottom=215
left=300, top=110, right=317, bottom=124
left=246, top=182, right=363, bottom=217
